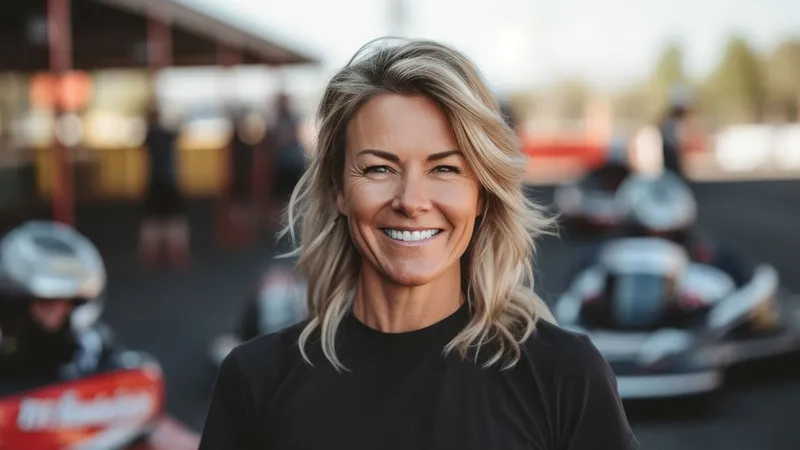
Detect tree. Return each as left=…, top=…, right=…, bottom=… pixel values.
left=651, top=43, right=687, bottom=90
left=764, top=39, right=800, bottom=120
left=704, top=35, right=767, bottom=122
left=646, top=42, right=688, bottom=114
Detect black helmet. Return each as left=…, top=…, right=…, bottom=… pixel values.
left=0, top=222, right=106, bottom=375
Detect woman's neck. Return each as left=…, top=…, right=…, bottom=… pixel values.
left=352, top=263, right=464, bottom=333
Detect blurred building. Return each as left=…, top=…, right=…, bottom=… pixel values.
left=0, top=0, right=319, bottom=218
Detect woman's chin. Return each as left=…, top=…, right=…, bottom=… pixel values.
left=379, top=261, right=453, bottom=287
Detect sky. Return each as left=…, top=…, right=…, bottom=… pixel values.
left=166, top=0, right=800, bottom=105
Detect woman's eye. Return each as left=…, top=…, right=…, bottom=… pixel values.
left=364, top=165, right=391, bottom=174
left=433, top=165, right=462, bottom=174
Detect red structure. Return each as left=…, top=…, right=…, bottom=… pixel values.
left=48, top=0, right=75, bottom=225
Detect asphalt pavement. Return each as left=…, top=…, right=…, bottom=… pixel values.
left=57, top=180, right=800, bottom=450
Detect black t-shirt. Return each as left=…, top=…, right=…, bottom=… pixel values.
left=199, top=302, right=639, bottom=450
left=145, top=124, right=178, bottom=186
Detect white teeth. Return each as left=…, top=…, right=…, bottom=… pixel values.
left=383, top=229, right=441, bottom=242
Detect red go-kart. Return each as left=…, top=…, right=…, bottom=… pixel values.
left=0, top=354, right=198, bottom=450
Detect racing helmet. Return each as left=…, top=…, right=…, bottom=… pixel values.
left=614, top=171, right=697, bottom=243
left=0, top=222, right=106, bottom=372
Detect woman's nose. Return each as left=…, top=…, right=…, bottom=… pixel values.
left=391, top=171, right=432, bottom=218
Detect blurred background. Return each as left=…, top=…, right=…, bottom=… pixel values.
left=0, top=0, right=798, bottom=449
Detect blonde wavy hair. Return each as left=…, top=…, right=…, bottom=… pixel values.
left=281, top=37, right=556, bottom=371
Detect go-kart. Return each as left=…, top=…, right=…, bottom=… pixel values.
left=555, top=236, right=800, bottom=400
left=209, top=261, right=307, bottom=367
left=0, top=323, right=199, bottom=450
left=553, top=160, right=632, bottom=236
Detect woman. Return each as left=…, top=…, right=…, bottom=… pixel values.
left=199, top=38, right=639, bottom=450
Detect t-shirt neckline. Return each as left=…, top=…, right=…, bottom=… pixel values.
left=343, top=301, right=471, bottom=348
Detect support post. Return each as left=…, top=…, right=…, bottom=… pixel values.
left=215, top=43, right=247, bottom=248
left=47, top=0, right=73, bottom=225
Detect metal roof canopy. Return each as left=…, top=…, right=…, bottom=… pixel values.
left=0, top=0, right=320, bottom=72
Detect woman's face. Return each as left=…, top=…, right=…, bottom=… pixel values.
left=338, top=94, right=483, bottom=286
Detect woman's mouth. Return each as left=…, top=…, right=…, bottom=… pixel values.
left=381, top=228, right=442, bottom=243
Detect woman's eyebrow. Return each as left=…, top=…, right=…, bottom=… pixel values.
left=427, top=150, right=462, bottom=161
left=356, top=149, right=399, bottom=162
left=356, top=148, right=462, bottom=163
left=355, top=149, right=462, bottom=162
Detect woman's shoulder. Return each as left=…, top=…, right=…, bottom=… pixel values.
left=522, top=321, right=640, bottom=449
left=223, top=320, right=312, bottom=387
left=525, top=319, right=591, bottom=351
left=522, top=319, right=609, bottom=375
left=233, top=319, right=310, bottom=361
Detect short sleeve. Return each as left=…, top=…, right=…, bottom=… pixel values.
left=198, top=347, right=258, bottom=450
left=556, top=334, right=639, bottom=450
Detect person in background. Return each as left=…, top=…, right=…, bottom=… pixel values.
left=199, top=38, right=638, bottom=450
left=225, top=107, right=257, bottom=243
left=0, top=221, right=107, bottom=380
left=139, top=106, right=190, bottom=269
left=659, top=84, right=695, bottom=178
left=264, top=93, right=305, bottom=221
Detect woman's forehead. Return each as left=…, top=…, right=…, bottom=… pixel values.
left=345, top=94, right=459, bottom=157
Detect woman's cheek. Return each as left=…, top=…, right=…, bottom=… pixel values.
left=430, top=181, right=481, bottom=213
left=347, top=179, right=397, bottom=209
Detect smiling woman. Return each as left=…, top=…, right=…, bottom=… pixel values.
left=340, top=95, right=483, bottom=294
left=199, top=38, right=639, bottom=450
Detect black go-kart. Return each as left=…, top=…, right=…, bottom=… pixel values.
left=554, top=236, right=800, bottom=400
